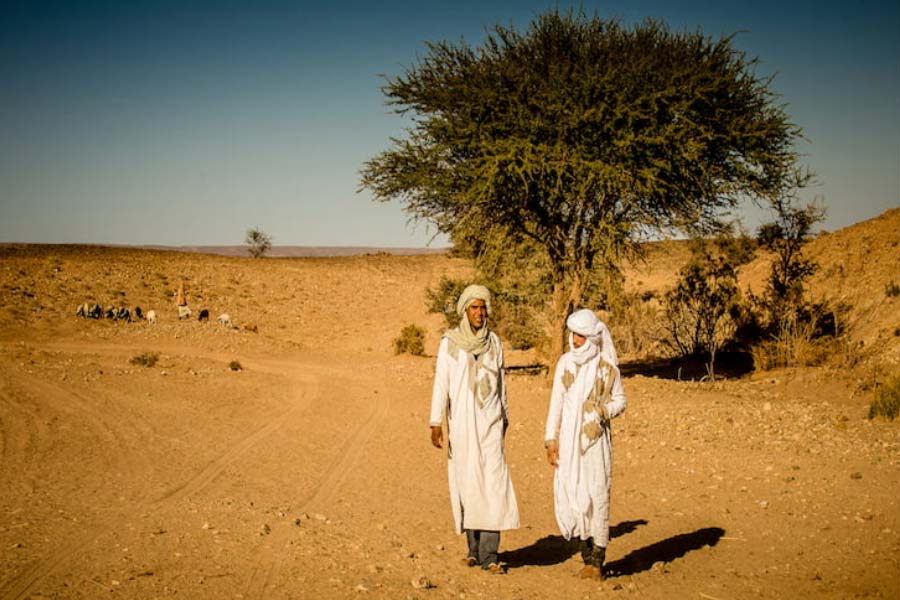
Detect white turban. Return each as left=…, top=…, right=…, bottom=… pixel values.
left=566, top=308, right=618, bottom=366
left=456, top=284, right=492, bottom=316
left=445, top=284, right=493, bottom=355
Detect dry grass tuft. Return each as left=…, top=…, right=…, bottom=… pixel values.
left=868, top=374, right=900, bottom=421
left=130, top=352, right=160, bottom=368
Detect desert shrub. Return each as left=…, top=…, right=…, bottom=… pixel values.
left=229, top=360, right=243, bottom=371
left=868, top=374, right=900, bottom=421
left=749, top=302, right=850, bottom=370
left=393, top=324, right=426, bottom=356
left=661, top=237, right=745, bottom=380
left=130, top=352, right=160, bottom=368
left=605, top=292, right=662, bottom=357
left=885, top=280, right=900, bottom=298
left=755, top=198, right=824, bottom=332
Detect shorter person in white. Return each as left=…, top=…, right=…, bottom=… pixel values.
left=544, top=308, right=627, bottom=580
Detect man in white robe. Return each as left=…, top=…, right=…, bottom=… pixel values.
left=430, top=284, right=520, bottom=573
left=544, top=308, right=627, bottom=580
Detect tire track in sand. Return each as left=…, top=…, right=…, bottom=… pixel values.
left=0, top=359, right=317, bottom=600
left=241, top=388, right=389, bottom=600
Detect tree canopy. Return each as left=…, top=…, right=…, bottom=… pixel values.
left=361, top=9, right=806, bottom=354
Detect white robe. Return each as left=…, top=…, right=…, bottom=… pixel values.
left=430, top=333, right=520, bottom=534
left=544, top=352, right=626, bottom=545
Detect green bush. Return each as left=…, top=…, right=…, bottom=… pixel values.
left=393, top=324, right=426, bottom=356
left=885, top=280, right=900, bottom=298
left=130, top=352, right=160, bottom=368
left=868, top=375, right=900, bottom=421
left=229, top=360, right=243, bottom=371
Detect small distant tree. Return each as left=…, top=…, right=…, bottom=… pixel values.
left=245, top=227, right=273, bottom=258
left=662, top=236, right=745, bottom=380
left=756, top=195, right=825, bottom=331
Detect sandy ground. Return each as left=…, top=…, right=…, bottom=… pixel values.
left=0, top=239, right=898, bottom=600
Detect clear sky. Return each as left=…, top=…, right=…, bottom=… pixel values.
left=1, top=0, right=897, bottom=247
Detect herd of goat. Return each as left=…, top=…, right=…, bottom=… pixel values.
left=75, top=303, right=232, bottom=327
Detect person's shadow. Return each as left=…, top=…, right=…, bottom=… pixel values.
left=500, top=519, right=648, bottom=569
left=605, top=527, right=725, bottom=577
left=500, top=521, right=725, bottom=577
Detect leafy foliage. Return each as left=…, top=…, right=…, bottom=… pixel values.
left=362, top=9, right=807, bottom=357
left=245, top=227, right=273, bottom=259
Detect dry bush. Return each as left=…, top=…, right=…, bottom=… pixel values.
left=605, top=292, right=663, bottom=357
left=130, top=352, right=160, bottom=368
left=868, top=374, right=900, bottom=421
left=751, top=320, right=841, bottom=370
left=393, top=324, right=426, bottom=356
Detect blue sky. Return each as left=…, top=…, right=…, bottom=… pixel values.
left=1, top=0, right=897, bottom=247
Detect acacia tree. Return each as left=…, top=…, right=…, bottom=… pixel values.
left=361, top=10, right=805, bottom=357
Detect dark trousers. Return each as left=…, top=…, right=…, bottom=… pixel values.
left=466, top=529, right=500, bottom=567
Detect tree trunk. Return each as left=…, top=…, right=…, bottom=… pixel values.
left=549, top=270, right=584, bottom=365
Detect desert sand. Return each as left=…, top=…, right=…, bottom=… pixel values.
left=1, top=210, right=898, bottom=599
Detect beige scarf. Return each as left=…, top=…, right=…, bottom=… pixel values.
left=445, top=320, right=492, bottom=356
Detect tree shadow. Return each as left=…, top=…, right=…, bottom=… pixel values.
left=619, top=352, right=753, bottom=381
left=605, top=527, right=725, bottom=578
left=610, top=519, right=648, bottom=539
left=500, top=520, right=648, bottom=570
left=506, top=363, right=550, bottom=376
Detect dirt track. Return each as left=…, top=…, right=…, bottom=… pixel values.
left=0, top=245, right=898, bottom=599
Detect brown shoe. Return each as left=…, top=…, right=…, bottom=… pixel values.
left=484, top=563, right=505, bottom=574
left=577, top=565, right=603, bottom=580
left=461, top=557, right=477, bottom=567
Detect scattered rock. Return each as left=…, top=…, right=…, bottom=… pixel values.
left=411, top=576, right=435, bottom=590
left=259, top=524, right=271, bottom=536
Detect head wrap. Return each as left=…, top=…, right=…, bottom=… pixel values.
left=566, top=308, right=618, bottom=366
left=445, top=284, right=492, bottom=355
left=456, top=284, right=492, bottom=317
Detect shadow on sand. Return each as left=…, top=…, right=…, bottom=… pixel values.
left=500, top=519, right=649, bottom=569
left=605, top=526, right=725, bottom=577
left=508, top=352, right=754, bottom=381
left=619, top=352, right=753, bottom=381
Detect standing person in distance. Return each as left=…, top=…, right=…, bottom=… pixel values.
left=430, top=284, right=520, bottom=574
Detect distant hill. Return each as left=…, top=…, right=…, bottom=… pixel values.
left=132, top=245, right=449, bottom=258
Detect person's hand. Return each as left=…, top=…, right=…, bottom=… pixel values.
left=430, top=426, right=443, bottom=448
left=545, top=440, right=559, bottom=467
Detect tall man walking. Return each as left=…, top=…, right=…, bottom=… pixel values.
left=430, top=284, right=519, bottom=574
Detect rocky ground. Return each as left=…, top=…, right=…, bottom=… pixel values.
left=0, top=222, right=898, bottom=599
